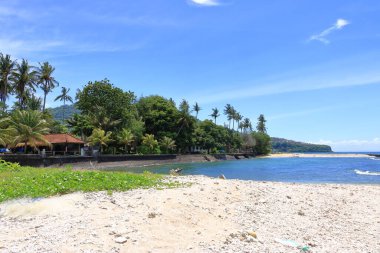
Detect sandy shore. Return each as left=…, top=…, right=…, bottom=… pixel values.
left=268, top=153, right=371, bottom=158
left=0, top=176, right=379, bottom=253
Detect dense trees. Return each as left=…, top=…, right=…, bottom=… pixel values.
left=0, top=52, right=272, bottom=155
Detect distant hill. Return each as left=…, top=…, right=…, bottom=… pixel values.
left=48, top=104, right=79, bottom=121
left=271, top=137, right=332, bottom=153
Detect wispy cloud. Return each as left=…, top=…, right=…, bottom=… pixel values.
left=195, top=68, right=380, bottom=104
left=188, top=0, right=220, bottom=7
left=309, top=19, right=350, bottom=44
left=190, top=52, right=380, bottom=104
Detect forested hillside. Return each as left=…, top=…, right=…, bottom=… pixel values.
left=48, top=104, right=79, bottom=121
left=271, top=137, right=332, bottom=153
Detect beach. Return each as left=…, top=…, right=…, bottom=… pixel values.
left=1, top=175, right=379, bottom=253
left=268, top=153, right=371, bottom=158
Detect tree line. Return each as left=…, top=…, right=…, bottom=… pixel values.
left=0, top=53, right=271, bottom=155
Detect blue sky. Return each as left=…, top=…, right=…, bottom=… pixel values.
left=1, top=0, right=379, bottom=151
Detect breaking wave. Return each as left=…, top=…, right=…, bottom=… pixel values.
left=354, top=169, right=380, bottom=176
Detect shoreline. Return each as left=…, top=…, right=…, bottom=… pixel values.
left=266, top=153, right=371, bottom=158
left=1, top=175, right=379, bottom=252
left=71, top=153, right=372, bottom=170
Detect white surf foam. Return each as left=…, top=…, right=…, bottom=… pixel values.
left=354, top=169, right=380, bottom=176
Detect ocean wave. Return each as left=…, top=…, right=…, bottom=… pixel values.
left=354, top=169, right=380, bottom=176
left=369, top=157, right=380, bottom=160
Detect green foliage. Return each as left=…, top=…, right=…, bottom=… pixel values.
left=210, top=107, right=220, bottom=124
left=0, top=160, right=168, bottom=203
left=251, top=131, right=271, bottom=155
left=10, top=59, right=38, bottom=109
left=76, top=79, right=137, bottom=130
left=2, top=110, right=50, bottom=151
left=257, top=114, right=267, bottom=133
left=160, top=136, right=176, bottom=154
left=193, top=120, right=230, bottom=153
left=88, top=128, right=113, bottom=153
left=271, top=137, right=332, bottom=153
left=0, top=53, right=15, bottom=106
left=36, top=61, right=59, bottom=112
left=118, top=128, right=134, bottom=153
left=66, top=113, right=93, bottom=140
left=192, top=102, right=201, bottom=119
left=141, top=134, right=159, bottom=154
left=137, top=95, right=179, bottom=140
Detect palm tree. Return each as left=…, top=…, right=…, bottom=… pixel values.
left=66, top=114, right=93, bottom=141
left=10, top=59, right=37, bottom=109
left=4, top=110, right=50, bottom=153
left=55, top=86, right=73, bottom=122
left=160, top=136, right=176, bottom=154
left=230, top=107, right=237, bottom=130
left=257, top=114, right=267, bottom=133
left=210, top=107, right=220, bottom=124
left=142, top=134, right=159, bottom=153
left=238, top=121, right=244, bottom=133
left=235, top=112, right=243, bottom=131
left=192, top=102, right=201, bottom=119
left=243, top=118, right=252, bottom=133
left=88, top=128, right=112, bottom=153
left=118, top=128, right=134, bottom=154
left=0, top=53, right=15, bottom=109
left=0, top=118, right=13, bottom=146
left=26, top=94, right=42, bottom=111
left=224, top=104, right=233, bottom=129
left=37, top=62, right=59, bottom=112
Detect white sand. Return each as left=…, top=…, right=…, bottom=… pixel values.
left=268, top=153, right=371, bottom=158
left=0, top=176, right=379, bottom=253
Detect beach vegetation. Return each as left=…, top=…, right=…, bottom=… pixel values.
left=0, top=159, right=171, bottom=203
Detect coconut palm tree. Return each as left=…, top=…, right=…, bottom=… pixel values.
left=55, top=86, right=73, bottom=122
left=0, top=53, right=15, bottom=109
left=88, top=128, right=112, bottom=153
left=4, top=110, right=50, bottom=153
left=118, top=128, right=134, bottom=154
left=10, top=59, right=37, bottom=109
left=243, top=118, right=252, bottom=133
left=235, top=112, right=243, bottom=131
left=257, top=114, right=267, bottom=133
left=37, top=62, right=59, bottom=113
left=160, top=136, right=176, bottom=154
left=142, top=134, right=158, bottom=153
left=210, top=107, right=220, bottom=124
left=192, top=102, right=201, bottom=119
left=224, top=104, right=233, bottom=129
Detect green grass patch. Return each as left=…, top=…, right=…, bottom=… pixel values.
left=0, top=160, right=177, bottom=203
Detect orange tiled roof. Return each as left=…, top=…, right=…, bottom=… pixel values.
left=43, top=134, right=84, bottom=144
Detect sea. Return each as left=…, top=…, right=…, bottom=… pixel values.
left=106, top=153, right=380, bottom=184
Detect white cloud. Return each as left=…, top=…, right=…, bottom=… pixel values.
left=189, top=0, right=220, bottom=6
left=309, top=18, right=350, bottom=44
left=311, top=138, right=380, bottom=152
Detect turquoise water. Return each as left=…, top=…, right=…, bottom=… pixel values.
left=106, top=157, right=380, bottom=184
